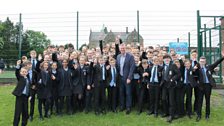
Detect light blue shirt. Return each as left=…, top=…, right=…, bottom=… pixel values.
left=22, top=78, right=29, bottom=96
left=101, top=64, right=105, bottom=80
left=150, top=66, right=158, bottom=83
left=119, top=54, right=126, bottom=76
left=184, top=68, right=188, bottom=84
left=110, top=67, right=116, bottom=87
left=191, top=61, right=195, bottom=67
left=202, top=67, right=209, bottom=83
left=28, top=70, right=32, bottom=81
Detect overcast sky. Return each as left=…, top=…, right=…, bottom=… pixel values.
left=0, top=0, right=224, bottom=47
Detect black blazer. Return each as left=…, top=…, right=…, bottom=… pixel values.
left=58, top=68, right=73, bottom=90
left=98, top=64, right=108, bottom=82
left=106, top=67, right=119, bottom=87
left=190, top=60, right=200, bottom=80
left=148, top=65, right=163, bottom=85
left=139, top=67, right=150, bottom=86
left=72, top=64, right=89, bottom=87
left=182, top=67, right=197, bottom=88
left=176, top=60, right=185, bottom=88
left=50, top=70, right=60, bottom=90
left=132, top=65, right=142, bottom=81
left=12, top=76, right=28, bottom=97
left=160, top=63, right=181, bottom=88
left=91, top=64, right=103, bottom=87
left=198, top=57, right=224, bottom=87
left=37, top=70, right=52, bottom=99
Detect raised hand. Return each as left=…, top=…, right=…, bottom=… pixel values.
left=115, top=35, right=120, bottom=44
left=17, top=60, right=21, bottom=66
left=38, top=54, right=42, bottom=61
left=106, top=65, right=110, bottom=70
left=193, top=64, right=198, bottom=70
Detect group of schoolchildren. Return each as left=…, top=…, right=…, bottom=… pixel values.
left=12, top=40, right=224, bottom=126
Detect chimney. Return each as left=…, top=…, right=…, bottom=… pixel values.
left=104, top=27, right=108, bottom=34
left=126, top=27, right=128, bottom=34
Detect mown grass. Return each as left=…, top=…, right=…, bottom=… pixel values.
left=0, top=71, right=15, bottom=78
left=0, top=85, right=224, bottom=126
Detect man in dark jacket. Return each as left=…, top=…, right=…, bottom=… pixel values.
left=12, top=67, right=30, bottom=126
left=196, top=51, right=224, bottom=122
left=160, top=54, right=181, bottom=123
left=116, top=43, right=135, bottom=114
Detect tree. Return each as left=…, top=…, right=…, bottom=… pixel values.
left=0, top=18, right=18, bottom=68
left=0, top=18, right=51, bottom=68
left=0, top=37, right=4, bottom=49
left=23, top=30, right=51, bottom=54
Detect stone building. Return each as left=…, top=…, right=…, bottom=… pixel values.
left=88, top=27, right=143, bottom=48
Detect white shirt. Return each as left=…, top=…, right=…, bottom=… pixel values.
left=150, top=66, right=158, bottom=83
left=119, top=53, right=126, bottom=76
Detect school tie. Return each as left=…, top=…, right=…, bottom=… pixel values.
left=185, top=69, right=188, bottom=84
left=202, top=67, right=207, bottom=83
left=102, top=65, right=105, bottom=80
left=111, top=68, right=116, bottom=86
left=25, top=78, right=29, bottom=96
left=32, top=59, right=35, bottom=70
left=164, top=65, right=169, bottom=81
left=152, top=66, right=157, bottom=83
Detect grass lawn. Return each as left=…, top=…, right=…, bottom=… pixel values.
left=0, top=71, right=16, bottom=78
left=0, top=85, right=224, bottom=126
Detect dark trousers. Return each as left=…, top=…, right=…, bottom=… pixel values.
left=149, top=84, right=160, bottom=114
left=71, top=93, right=84, bottom=113
left=108, top=86, right=118, bottom=111
left=119, top=77, right=132, bottom=109
left=175, top=86, right=184, bottom=116
left=13, top=95, right=29, bottom=126
left=138, top=84, right=147, bottom=111
left=85, top=90, right=92, bottom=112
left=29, top=90, right=36, bottom=118
left=59, top=96, right=71, bottom=114
left=182, top=84, right=193, bottom=115
left=94, top=81, right=106, bottom=112
left=131, top=79, right=139, bottom=107
left=193, top=86, right=199, bottom=113
left=197, top=84, right=212, bottom=117
left=50, top=96, right=59, bottom=114
left=162, top=86, right=175, bottom=117
left=38, top=98, right=51, bottom=117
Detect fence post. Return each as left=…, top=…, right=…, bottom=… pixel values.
left=188, top=32, right=190, bottom=57
left=219, top=26, right=223, bottom=83
left=18, top=13, right=22, bottom=59
left=137, top=10, right=140, bottom=44
left=76, top=11, right=79, bottom=50
left=209, top=29, right=212, bottom=64
left=197, top=10, right=202, bottom=59
left=214, top=17, right=216, bottom=27
left=204, top=24, right=207, bottom=56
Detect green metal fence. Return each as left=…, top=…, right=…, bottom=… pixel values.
left=196, top=10, right=224, bottom=83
